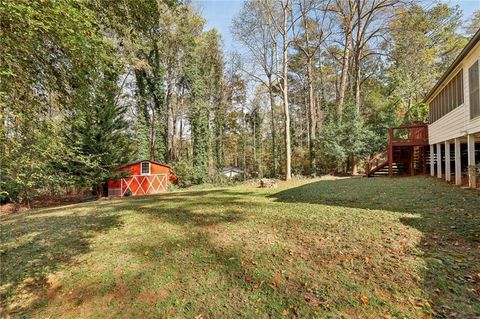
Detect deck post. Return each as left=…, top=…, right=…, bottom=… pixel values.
left=454, top=138, right=462, bottom=185
left=467, top=134, right=476, bottom=188
left=410, top=148, right=414, bottom=176
left=444, top=141, right=451, bottom=182
left=430, top=144, right=435, bottom=176
left=388, top=128, right=393, bottom=177
left=436, top=143, right=442, bottom=179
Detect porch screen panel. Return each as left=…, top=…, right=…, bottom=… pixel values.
left=428, top=70, right=464, bottom=123
left=469, top=60, right=480, bottom=119
left=459, top=71, right=464, bottom=105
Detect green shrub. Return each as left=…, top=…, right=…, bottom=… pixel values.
left=172, top=159, right=197, bottom=187
left=209, top=173, right=237, bottom=186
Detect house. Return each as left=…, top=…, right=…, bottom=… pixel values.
left=425, top=28, right=480, bottom=188
left=108, top=160, right=177, bottom=197
left=365, top=28, right=480, bottom=186
left=221, top=167, right=244, bottom=178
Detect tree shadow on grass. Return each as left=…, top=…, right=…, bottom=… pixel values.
left=55, top=206, right=306, bottom=318
left=141, top=206, right=245, bottom=226
left=0, top=187, right=260, bottom=317
left=26, top=190, right=298, bottom=318
left=0, top=207, right=123, bottom=316
left=106, top=188, right=261, bottom=220
left=269, top=176, right=480, bottom=317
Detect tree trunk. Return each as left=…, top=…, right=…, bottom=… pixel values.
left=351, top=154, right=358, bottom=175
left=267, top=79, right=277, bottom=177
left=307, top=59, right=316, bottom=175
left=252, top=118, right=257, bottom=177
left=282, top=7, right=291, bottom=181
left=304, top=93, right=309, bottom=150
left=338, top=30, right=352, bottom=118
left=166, top=69, right=175, bottom=162
left=354, top=58, right=361, bottom=112
left=179, top=117, right=183, bottom=158
left=282, top=61, right=291, bottom=181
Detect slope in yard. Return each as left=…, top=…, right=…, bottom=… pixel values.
left=1, top=177, right=479, bottom=318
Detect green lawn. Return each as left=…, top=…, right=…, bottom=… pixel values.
left=1, top=177, right=480, bottom=318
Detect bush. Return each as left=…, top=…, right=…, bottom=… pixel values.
left=172, top=159, right=197, bottom=187
left=316, top=100, right=374, bottom=174
left=0, top=175, right=20, bottom=204
left=316, top=123, right=346, bottom=174
left=209, top=173, right=237, bottom=186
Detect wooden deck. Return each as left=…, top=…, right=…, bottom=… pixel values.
left=366, top=123, right=429, bottom=177
left=390, top=124, right=429, bottom=147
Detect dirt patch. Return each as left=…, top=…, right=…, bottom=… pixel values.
left=137, top=288, right=170, bottom=305
left=0, top=195, right=95, bottom=215
left=0, top=203, right=23, bottom=214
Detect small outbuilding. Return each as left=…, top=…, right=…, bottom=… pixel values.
left=108, top=160, right=177, bottom=197
left=221, top=166, right=244, bottom=178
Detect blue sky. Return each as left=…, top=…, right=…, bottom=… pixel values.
left=193, top=0, right=244, bottom=53
left=193, top=0, right=480, bottom=54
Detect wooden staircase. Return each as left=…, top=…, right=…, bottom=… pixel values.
left=365, top=123, right=430, bottom=177
left=365, top=147, right=412, bottom=176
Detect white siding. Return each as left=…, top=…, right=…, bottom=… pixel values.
left=467, top=115, right=480, bottom=134
left=429, top=105, right=465, bottom=144
left=428, top=42, right=480, bottom=143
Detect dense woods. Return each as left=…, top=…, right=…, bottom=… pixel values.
left=1, top=0, right=478, bottom=203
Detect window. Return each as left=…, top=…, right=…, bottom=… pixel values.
left=141, top=162, right=150, bottom=175
left=428, top=70, right=464, bottom=123
left=459, top=71, right=464, bottom=105
left=469, top=60, right=480, bottom=119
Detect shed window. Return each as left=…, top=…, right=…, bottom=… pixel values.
left=469, top=60, right=480, bottom=119
left=141, top=162, right=150, bottom=175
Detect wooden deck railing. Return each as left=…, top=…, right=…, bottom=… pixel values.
left=390, top=124, right=429, bottom=146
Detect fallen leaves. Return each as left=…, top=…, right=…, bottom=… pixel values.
left=304, top=293, right=322, bottom=307
left=253, top=280, right=265, bottom=289
left=360, top=295, right=369, bottom=305
left=272, top=274, right=283, bottom=286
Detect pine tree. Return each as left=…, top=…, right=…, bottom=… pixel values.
left=66, top=69, right=132, bottom=196
left=133, top=70, right=152, bottom=160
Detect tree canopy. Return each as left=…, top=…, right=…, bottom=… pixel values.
left=0, top=0, right=474, bottom=203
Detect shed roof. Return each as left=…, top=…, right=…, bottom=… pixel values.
left=118, top=159, right=173, bottom=170
left=222, top=167, right=244, bottom=173
left=423, top=28, right=480, bottom=103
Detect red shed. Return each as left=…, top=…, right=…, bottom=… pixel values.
left=108, top=160, right=177, bottom=197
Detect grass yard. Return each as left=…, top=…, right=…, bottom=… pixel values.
left=1, top=176, right=480, bottom=318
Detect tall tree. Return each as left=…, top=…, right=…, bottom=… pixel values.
left=465, top=9, right=480, bottom=36
left=294, top=0, right=332, bottom=174
left=65, top=68, right=132, bottom=196
left=263, top=0, right=298, bottom=180
left=0, top=0, right=123, bottom=203
left=333, top=0, right=357, bottom=117
left=351, top=0, right=401, bottom=111
left=233, top=1, right=280, bottom=177
left=387, top=3, right=466, bottom=110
